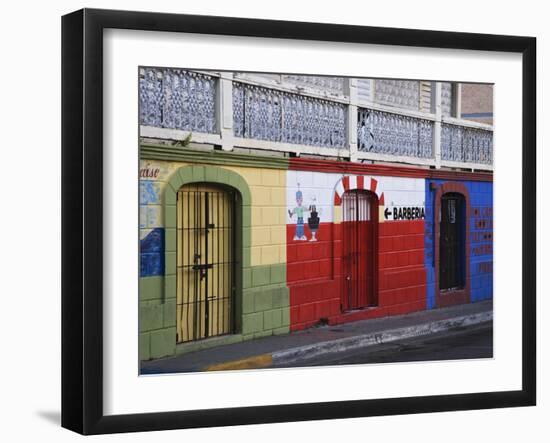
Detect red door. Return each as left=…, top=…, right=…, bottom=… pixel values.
left=342, top=190, right=378, bottom=311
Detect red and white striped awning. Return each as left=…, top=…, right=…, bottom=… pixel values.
left=333, top=175, right=385, bottom=206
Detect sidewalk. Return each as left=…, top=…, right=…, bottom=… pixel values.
left=140, top=300, right=493, bottom=374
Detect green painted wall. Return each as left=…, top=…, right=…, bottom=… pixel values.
left=139, top=265, right=290, bottom=360
left=242, top=263, right=290, bottom=340
left=139, top=163, right=290, bottom=361
left=139, top=277, right=177, bottom=360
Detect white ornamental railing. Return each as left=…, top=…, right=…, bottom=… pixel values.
left=139, top=67, right=493, bottom=170
left=232, top=82, right=347, bottom=150
left=441, top=123, right=493, bottom=165
left=139, top=68, right=217, bottom=134
left=357, top=108, right=434, bottom=159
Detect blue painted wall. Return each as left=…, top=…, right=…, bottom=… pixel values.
left=140, top=227, right=165, bottom=277
left=139, top=178, right=164, bottom=277
left=424, top=179, right=493, bottom=309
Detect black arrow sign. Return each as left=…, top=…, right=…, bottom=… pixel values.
left=383, top=206, right=425, bottom=221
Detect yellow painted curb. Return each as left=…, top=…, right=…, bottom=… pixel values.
left=205, top=353, right=273, bottom=371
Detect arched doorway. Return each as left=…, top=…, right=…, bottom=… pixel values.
left=341, top=189, right=378, bottom=311
left=434, top=181, right=471, bottom=308
left=439, top=192, right=466, bottom=292
left=176, top=183, right=236, bottom=343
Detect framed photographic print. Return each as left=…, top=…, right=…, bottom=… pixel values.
left=61, top=8, right=536, bottom=435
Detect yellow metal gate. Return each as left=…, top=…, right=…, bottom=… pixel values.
left=176, top=184, right=235, bottom=343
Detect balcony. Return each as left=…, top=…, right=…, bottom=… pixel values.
left=357, top=108, right=434, bottom=159
left=232, top=82, right=347, bottom=150
left=139, top=67, right=493, bottom=171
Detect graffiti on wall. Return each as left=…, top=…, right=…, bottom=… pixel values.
left=472, top=243, right=493, bottom=256
left=477, top=261, right=493, bottom=274
left=470, top=205, right=493, bottom=257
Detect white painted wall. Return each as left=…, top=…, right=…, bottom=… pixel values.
left=286, top=170, right=425, bottom=224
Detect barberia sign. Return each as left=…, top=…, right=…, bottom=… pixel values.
left=384, top=206, right=425, bottom=221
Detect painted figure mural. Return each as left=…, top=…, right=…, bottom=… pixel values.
left=288, top=187, right=307, bottom=241
left=307, top=199, right=320, bottom=242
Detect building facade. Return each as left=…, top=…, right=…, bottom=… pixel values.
left=138, top=68, right=493, bottom=361
left=460, top=83, right=494, bottom=125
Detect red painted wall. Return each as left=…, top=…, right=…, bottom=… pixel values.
left=377, top=220, right=427, bottom=314
left=287, top=223, right=340, bottom=331
left=287, top=220, right=427, bottom=331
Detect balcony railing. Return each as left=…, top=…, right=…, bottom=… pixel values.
left=441, top=123, right=493, bottom=165
left=139, top=68, right=216, bottom=133
left=232, top=82, right=347, bottom=149
left=357, top=108, right=433, bottom=158
left=139, top=67, right=493, bottom=170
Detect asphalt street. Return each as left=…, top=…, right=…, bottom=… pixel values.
left=141, top=302, right=493, bottom=374
left=270, top=323, right=493, bottom=368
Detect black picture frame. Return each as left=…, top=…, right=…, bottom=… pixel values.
left=61, top=8, right=536, bottom=435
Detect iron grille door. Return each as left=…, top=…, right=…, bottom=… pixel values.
left=440, top=193, right=465, bottom=291
left=342, top=190, right=377, bottom=311
left=176, top=184, right=235, bottom=343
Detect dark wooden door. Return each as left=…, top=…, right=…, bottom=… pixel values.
left=440, top=193, right=465, bottom=291
left=342, top=190, right=378, bottom=310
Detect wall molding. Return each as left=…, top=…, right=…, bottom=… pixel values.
left=141, top=142, right=493, bottom=182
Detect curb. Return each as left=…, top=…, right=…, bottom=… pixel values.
left=205, top=353, right=273, bottom=371
left=203, top=310, right=492, bottom=371
left=272, top=311, right=493, bottom=365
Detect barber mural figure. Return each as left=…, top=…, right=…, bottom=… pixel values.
left=307, top=198, right=320, bottom=242
left=288, top=189, right=307, bottom=241
left=289, top=189, right=322, bottom=242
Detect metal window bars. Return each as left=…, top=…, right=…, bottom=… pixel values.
left=176, top=185, right=235, bottom=343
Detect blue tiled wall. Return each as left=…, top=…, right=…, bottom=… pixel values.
left=140, top=228, right=165, bottom=277
left=424, top=179, right=493, bottom=308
